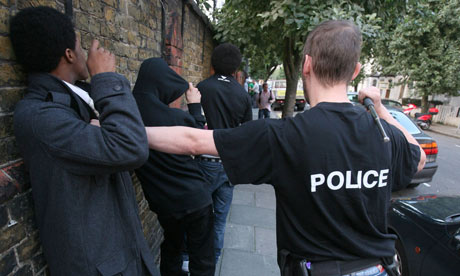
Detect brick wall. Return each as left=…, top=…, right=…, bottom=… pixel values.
left=0, top=1, right=214, bottom=275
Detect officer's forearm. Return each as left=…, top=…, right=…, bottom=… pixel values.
left=376, top=106, right=426, bottom=172
left=145, top=126, right=218, bottom=156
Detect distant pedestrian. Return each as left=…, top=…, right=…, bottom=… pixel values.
left=257, top=83, right=275, bottom=119
left=250, top=80, right=260, bottom=108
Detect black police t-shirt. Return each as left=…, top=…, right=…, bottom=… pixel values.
left=213, top=102, right=420, bottom=262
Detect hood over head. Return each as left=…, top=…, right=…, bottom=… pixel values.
left=133, top=58, right=188, bottom=104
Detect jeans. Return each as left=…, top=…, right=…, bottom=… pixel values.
left=158, top=205, right=215, bottom=276
left=198, top=159, right=234, bottom=263
left=258, top=108, right=270, bottom=119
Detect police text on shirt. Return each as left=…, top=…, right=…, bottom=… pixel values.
left=310, top=169, right=389, bottom=192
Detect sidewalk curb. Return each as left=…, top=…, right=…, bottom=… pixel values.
left=425, top=128, right=460, bottom=140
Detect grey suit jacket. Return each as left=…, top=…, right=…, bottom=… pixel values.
left=14, top=72, right=159, bottom=276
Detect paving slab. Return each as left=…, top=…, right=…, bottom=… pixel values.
left=219, top=249, right=279, bottom=276
left=231, top=189, right=255, bottom=206
left=223, top=223, right=254, bottom=252
left=255, top=190, right=276, bottom=210
left=229, top=204, right=276, bottom=230
left=255, top=227, right=277, bottom=257
left=234, top=184, right=274, bottom=194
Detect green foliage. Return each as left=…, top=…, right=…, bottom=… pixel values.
left=196, top=0, right=213, bottom=12
left=376, top=0, right=460, bottom=107
left=214, top=0, right=382, bottom=116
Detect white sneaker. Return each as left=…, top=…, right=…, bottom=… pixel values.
left=181, top=260, right=189, bottom=273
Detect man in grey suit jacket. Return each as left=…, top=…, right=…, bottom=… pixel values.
left=10, top=6, right=159, bottom=275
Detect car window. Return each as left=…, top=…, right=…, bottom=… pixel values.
left=383, top=99, right=402, bottom=108
left=347, top=93, right=358, bottom=103
left=389, top=110, right=421, bottom=135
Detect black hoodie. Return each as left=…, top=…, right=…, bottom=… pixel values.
left=133, top=58, right=211, bottom=218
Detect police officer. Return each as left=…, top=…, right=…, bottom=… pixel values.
left=145, top=20, right=426, bottom=276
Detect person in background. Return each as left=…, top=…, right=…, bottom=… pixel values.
left=195, top=43, right=252, bottom=264
left=144, top=20, right=425, bottom=276
left=257, top=82, right=275, bottom=119
left=132, top=58, right=215, bottom=276
left=10, top=6, right=158, bottom=275
left=252, top=79, right=260, bottom=108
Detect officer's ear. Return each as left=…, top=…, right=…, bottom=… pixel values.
left=302, top=55, right=312, bottom=77
left=351, top=62, right=362, bottom=81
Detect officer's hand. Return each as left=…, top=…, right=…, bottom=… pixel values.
left=358, top=86, right=382, bottom=110
left=185, top=82, right=201, bottom=104
left=87, top=40, right=116, bottom=76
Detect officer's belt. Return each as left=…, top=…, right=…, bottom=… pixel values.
left=195, top=155, right=221, bottom=163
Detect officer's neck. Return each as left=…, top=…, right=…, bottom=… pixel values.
left=307, top=78, right=350, bottom=108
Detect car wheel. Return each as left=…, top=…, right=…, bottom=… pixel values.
left=394, top=237, right=410, bottom=276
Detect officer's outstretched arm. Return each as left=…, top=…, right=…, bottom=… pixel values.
left=146, top=126, right=218, bottom=156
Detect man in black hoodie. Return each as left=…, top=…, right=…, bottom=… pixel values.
left=133, top=58, right=215, bottom=276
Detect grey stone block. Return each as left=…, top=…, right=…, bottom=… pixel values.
left=229, top=205, right=276, bottom=229
left=255, top=227, right=277, bottom=256
left=255, top=191, right=276, bottom=210
left=219, top=249, right=279, bottom=276
left=234, top=184, right=274, bottom=194
left=223, top=223, right=254, bottom=252
left=231, top=189, right=255, bottom=206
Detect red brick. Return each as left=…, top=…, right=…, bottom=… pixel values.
left=0, top=170, right=17, bottom=203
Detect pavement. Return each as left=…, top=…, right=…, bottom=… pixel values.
left=215, top=184, right=279, bottom=276
left=214, top=110, right=460, bottom=276
left=426, top=122, right=460, bottom=139
left=214, top=109, right=279, bottom=276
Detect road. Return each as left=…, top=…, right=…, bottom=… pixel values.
left=272, top=110, right=460, bottom=198
left=392, top=131, right=460, bottom=198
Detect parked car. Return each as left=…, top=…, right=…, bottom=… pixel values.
left=347, top=91, right=359, bottom=104
left=388, top=108, right=438, bottom=187
left=346, top=92, right=438, bottom=187
left=268, top=79, right=306, bottom=111
left=388, top=195, right=460, bottom=275
left=381, top=99, right=403, bottom=110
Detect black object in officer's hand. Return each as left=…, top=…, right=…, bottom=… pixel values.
left=363, top=98, right=390, bottom=143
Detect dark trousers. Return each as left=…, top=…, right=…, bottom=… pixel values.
left=158, top=205, right=215, bottom=276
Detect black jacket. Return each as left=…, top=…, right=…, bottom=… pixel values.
left=14, top=73, right=159, bottom=276
left=197, top=74, right=252, bottom=129
left=133, top=58, right=211, bottom=218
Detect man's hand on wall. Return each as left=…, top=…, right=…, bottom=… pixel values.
left=186, top=82, right=201, bottom=104
left=86, top=40, right=116, bottom=76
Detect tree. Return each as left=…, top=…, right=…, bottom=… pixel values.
left=214, top=0, right=283, bottom=83
left=375, top=0, right=460, bottom=112
left=215, top=0, right=380, bottom=117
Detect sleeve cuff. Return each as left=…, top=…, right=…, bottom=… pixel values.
left=187, top=103, right=202, bottom=115
left=90, top=72, right=131, bottom=102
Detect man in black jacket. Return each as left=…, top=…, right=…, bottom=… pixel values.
left=10, top=7, right=158, bottom=275
left=195, top=43, right=252, bottom=263
left=145, top=20, right=426, bottom=276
